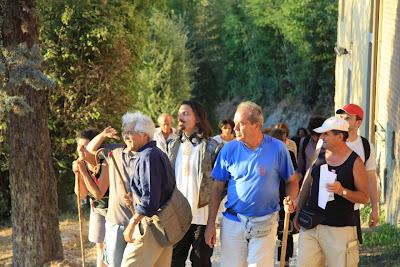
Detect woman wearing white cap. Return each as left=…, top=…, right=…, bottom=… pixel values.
left=295, top=116, right=369, bottom=267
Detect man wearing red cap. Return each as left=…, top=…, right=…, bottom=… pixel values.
left=336, top=104, right=380, bottom=232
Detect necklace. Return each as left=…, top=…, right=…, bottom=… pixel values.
left=182, top=140, right=192, bottom=176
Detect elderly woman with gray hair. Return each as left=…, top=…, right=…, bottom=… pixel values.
left=293, top=117, right=369, bottom=267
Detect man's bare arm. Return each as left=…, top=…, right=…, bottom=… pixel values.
left=367, top=170, right=380, bottom=227
left=205, top=180, right=225, bottom=247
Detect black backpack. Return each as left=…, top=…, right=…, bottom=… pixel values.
left=360, top=136, right=371, bottom=164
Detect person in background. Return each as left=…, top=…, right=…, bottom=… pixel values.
left=275, top=122, right=298, bottom=160
left=269, top=128, right=299, bottom=267
left=213, top=119, right=235, bottom=144
left=297, top=116, right=326, bottom=180
left=154, top=113, right=177, bottom=153
left=292, top=127, right=308, bottom=151
left=73, top=129, right=109, bottom=267
left=212, top=119, right=235, bottom=224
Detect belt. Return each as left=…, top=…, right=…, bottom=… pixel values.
left=226, top=208, right=237, bottom=216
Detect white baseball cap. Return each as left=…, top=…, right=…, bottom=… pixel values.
left=313, top=116, right=349, bottom=133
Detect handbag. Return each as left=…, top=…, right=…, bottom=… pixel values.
left=146, top=187, right=192, bottom=247
left=298, top=203, right=326, bottom=229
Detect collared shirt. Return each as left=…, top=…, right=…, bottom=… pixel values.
left=130, top=141, right=176, bottom=216
left=153, top=127, right=177, bottom=153
left=211, top=135, right=294, bottom=222
left=105, top=144, right=136, bottom=226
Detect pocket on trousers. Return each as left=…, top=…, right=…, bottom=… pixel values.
left=346, top=240, right=359, bottom=267
left=133, top=221, right=146, bottom=243
left=250, top=219, right=277, bottom=238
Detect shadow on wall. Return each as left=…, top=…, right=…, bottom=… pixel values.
left=385, top=0, right=400, bottom=225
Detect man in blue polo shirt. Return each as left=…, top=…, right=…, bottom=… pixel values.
left=205, top=101, right=298, bottom=267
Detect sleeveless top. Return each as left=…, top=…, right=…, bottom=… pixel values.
left=86, top=161, right=109, bottom=209
left=308, top=151, right=358, bottom=227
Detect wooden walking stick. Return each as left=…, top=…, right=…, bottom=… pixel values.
left=280, top=197, right=291, bottom=267
left=75, top=173, right=86, bottom=267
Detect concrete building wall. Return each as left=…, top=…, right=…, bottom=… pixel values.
left=335, top=0, right=400, bottom=224
left=335, top=0, right=372, bottom=137
left=375, top=0, right=400, bottom=224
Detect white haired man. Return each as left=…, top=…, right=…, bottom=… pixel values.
left=87, top=112, right=175, bottom=266
left=205, top=101, right=298, bottom=267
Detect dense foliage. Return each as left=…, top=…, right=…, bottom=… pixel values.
left=0, top=0, right=337, bottom=215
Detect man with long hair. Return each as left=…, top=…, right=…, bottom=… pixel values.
left=167, top=100, right=222, bottom=267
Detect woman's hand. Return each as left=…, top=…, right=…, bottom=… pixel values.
left=102, top=126, right=119, bottom=140
left=72, top=160, right=79, bottom=174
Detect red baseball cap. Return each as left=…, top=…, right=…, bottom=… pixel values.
left=336, top=104, right=364, bottom=120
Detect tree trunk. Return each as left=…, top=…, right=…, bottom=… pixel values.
left=2, top=0, right=64, bottom=265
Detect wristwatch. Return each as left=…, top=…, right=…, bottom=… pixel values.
left=342, top=189, right=348, bottom=196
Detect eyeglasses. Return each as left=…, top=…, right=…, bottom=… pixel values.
left=122, top=130, right=144, bottom=138
left=122, top=130, right=136, bottom=138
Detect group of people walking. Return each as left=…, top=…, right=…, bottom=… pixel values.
left=73, top=100, right=379, bottom=267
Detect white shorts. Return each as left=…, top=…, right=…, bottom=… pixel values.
left=88, top=207, right=107, bottom=243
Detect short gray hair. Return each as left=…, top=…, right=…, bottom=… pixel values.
left=122, top=111, right=155, bottom=139
left=237, top=101, right=264, bottom=126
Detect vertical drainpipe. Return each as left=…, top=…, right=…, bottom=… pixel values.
left=370, top=0, right=382, bottom=143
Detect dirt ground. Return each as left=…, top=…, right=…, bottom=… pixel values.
left=0, top=218, right=97, bottom=267
left=1, top=217, right=399, bottom=266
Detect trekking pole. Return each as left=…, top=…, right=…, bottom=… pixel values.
left=280, top=197, right=291, bottom=267
left=107, top=151, right=136, bottom=216
left=76, top=173, right=86, bottom=267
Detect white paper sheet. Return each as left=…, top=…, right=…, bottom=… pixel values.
left=318, top=164, right=337, bottom=209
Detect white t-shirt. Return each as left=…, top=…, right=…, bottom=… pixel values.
left=212, top=134, right=232, bottom=144
left=346, top=135, right=376, bottom=171
left=347, top=136, right=377, bottom=210
left=175, top=143, right=208, bottom=225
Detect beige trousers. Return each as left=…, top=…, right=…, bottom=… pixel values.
left=121, top=219, right=173, bottom=267
left=297, top=225, right=359, bottom=267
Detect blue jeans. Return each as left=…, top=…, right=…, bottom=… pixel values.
left=104, top=221, right=127, bottom=267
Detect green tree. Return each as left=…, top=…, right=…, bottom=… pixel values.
left=37, top=0, right=148, bottom=210
left=164, top=0, right=228, bottom=128
left=245, top=0, right=338, bottom=103
left=133, top=11, right=195, bottom=120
